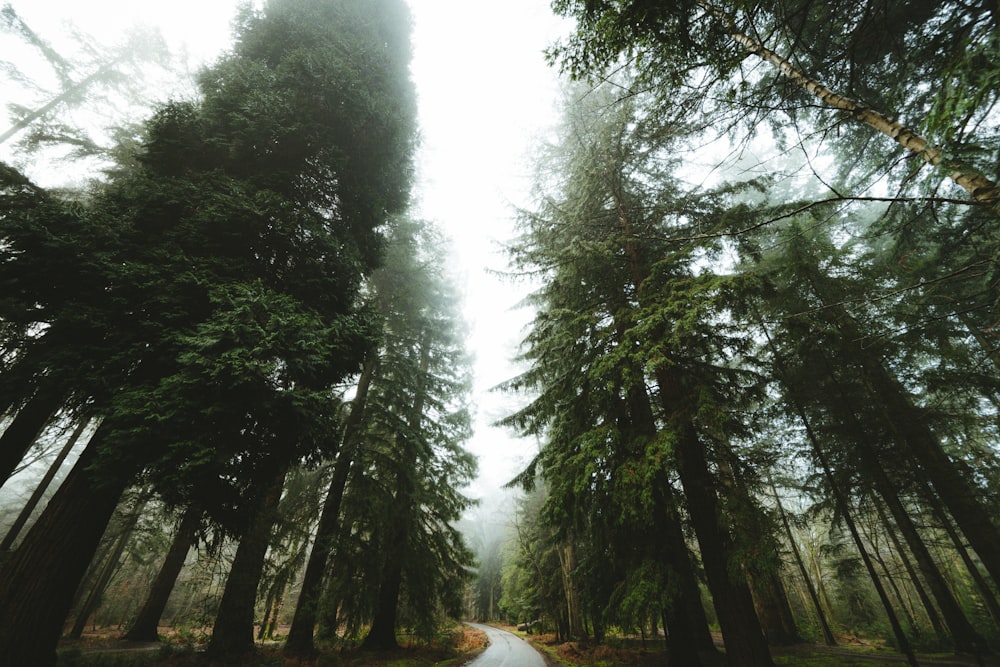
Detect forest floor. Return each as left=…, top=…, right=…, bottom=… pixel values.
left=60, top=624, right=1000, bottom=666
left=510, top=627, right=1000, bottom=667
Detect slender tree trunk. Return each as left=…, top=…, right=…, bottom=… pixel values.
left=362, top=340, right=431, bottom=652
left=864, top=522, right=921, bottom=639
left=759, top=322, right=918, bottom=665
left=122, top=508, right=200, bottom=642
left=0, top=418, right=88, bottom=552
left=0, top=424, right=135, bottom=667
left=0, top=385, right=63, bottom=484
left=699, top=0, right=1000, bottom=206
left=771, top=478, right=836, bottom=646
left=0, top=60, right=122, bottom=146
left=869, top=466, right=986, bottom=655
left=875, top=502, right=949, bottom=643
left=927, top=489, right=1000, bottom=627
left=558, top=535, right=585, bottom=639
left=206, top=459, right=289, bottom=658
left=69, top=494, right=148, bottom=639
left=813, top=441, right=918, bottom=665
left=285, top=359, right=375, bottom=656
left=823, top=301, right=1000, bottom=589
left=824, top=356, right=988, bottom=656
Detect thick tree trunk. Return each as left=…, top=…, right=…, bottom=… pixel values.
left=822, top=358, right=987, bottom=655
left=927, top=490, right=1000, bottom=627
left=760, top=322, right=918, bottom=665
left=749, top=568, right=800, bottom=646
left=0, top=384, right=63, bottom=484
left=652, top=471, right=716, bottom=662
left=813, top=278, right=1000, bottom=592
left=0, top=424, right=134, bottom=667
left=558, top=536, right=585, bottom=639
left=206, top=460, right=289, bottom=658
left=285, top=359, right=375, bottom=656
left=654, top=370, right=774, bottom=667
left=122, top=508, right=200, bottom=642
left=361, top=554, right=405, bottom=651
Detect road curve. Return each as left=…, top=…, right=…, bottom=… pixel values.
left=465, top=622, right=547, bottom=667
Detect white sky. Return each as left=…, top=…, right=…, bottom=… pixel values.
left=0, top=0, right=570, bottom=502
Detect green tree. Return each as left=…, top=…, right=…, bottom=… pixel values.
left=0, top=0, right=416, bottom=663
left=502, top=79, right=773, bottom=665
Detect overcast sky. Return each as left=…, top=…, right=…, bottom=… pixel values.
left=0, top=0, right=571, bottom=501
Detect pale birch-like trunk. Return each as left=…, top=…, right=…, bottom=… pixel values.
left=699, top=0, right=1000, bottom=207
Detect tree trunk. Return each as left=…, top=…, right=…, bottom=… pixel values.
left=285, top=359, right=375, bottom=656
left=0, top=60, right=122, bottom=146
left=69, top=494, right=148, bottom=639
left=654, top=370, right=774, bottom=667
left=771, top=479, right=836, bottom=646
left=700, top=0, right=1000, bottom=207
left=749, top=567, right=801, bottom=645
left=122, top=508, right=200, bottom=642
left=361, top=550, right=405, bottom=651
left=927, top=489, right=1000, bottom=627
left=653, top=471, right=716, bottom=661
left=0, top=418, right=88, bottom=552
left=361, top=339, right=431, bottom=652
left=875, top=502, right=949, bottom=643
left=0, top=424, right=135, bottom=667
left=821, top=300, right=1000, bottom=590
left=760, top=322, right=918, bottom=666
left=206, top=459, right=289, bottom=658
left=869, top=461, right=986, bottom=655
left=558, top=535, right=585, bottom=639
left=0, top=384, right=63, bottom=484
left=799, top=413, right=918, bottom=665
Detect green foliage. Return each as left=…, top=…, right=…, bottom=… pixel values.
left=321, top=218, right=476, bottom=643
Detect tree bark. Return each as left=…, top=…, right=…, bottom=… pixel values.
left=0, top=424, right=135, bottom=667
left=771, top=479, right=836, bottom=646
left=122, top=508, right=200, bottom=642
left=206, top=459, right=289, bottom=658
left=875, top=502, right=949, bottom=643
left=653, top=473, right=717, bottom=660
left=285, top=359, right=375, bottom=656
left=926, top=489, right=1000, bottom=627
left=0, top=418, right=88, bottom=552
left=362, top=340, right=431, bottom=652
left=825, top=303, right=1000, bottom=591
left=654, top=371, right=775, bottom=667
left=69, top=494, right=148, bottom=639
left=557, top=535, right=585, bottom=639
left=361, top=545, right=405, bottom=650
left=759, top=322, right=918, bottom=666
left=0, top=384, right=63, bottom=484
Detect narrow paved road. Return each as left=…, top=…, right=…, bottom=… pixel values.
left=465, top=622, right=547, bottom=667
